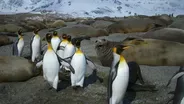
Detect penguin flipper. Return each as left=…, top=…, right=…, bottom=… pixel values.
left=36, top=60, right=43, bottom=68
left=30, top=35, right=34, bottom=58
left=12, top=40, right=18, bottom=56
left=85, top=55, right=97, bottom=71
left=108, top=62, right=119, bottom=100
left=57, top=56, right=75, bottom=74
left=166, top=66, right=184, bottom=87
left=41, top=44, right=47, bottom=55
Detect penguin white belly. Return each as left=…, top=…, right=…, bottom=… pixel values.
left=31, top=36, right=41, bottom=62
left=57, top=41, right=68, bottom=58
left=64, top=44, right=76, bottom=58
left=51, top=38, right=61, bottom=52
left=70, top=54, right=86, bottom=87
left=43, top=51, right=60, bottom=89
left=111, top=63, right=129, bottom=104
left=17, top=39, right=24, bottom=56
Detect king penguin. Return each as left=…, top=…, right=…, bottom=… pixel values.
left=70, top=39, right=87, bottom=89
left=108, top=45, right=130, bottom=104
left=63, top=35, right=76, bottom=72
left=57, top=34, right=69, bottom=58
left=64, top=35, right=76, bottom=58
left=30, top=29, right=41, bottom=62
left=51, top=31, right=61, bottom=52
left=42, top=33, right=61, bottom=90
left=166, top=66, right=184, bottom=104
left=13, top=29, right=24, bottom=56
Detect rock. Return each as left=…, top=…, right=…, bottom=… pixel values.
left=57, top=24, right=108, bottom=37
left=0, top=56, right=41, bottom=82
left=0, top=35, right=13, bottom=46
left=169, top=18, right=184, bottom=30
left=0, top=24, right=23, bottom=32
left=49, top=20, right=66, bottom=28
left=91, top=20, right=113, bottom=29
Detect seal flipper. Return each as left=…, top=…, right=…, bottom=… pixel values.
left=168, top=91, right=175, bottom=95
left=128, top=83, right=157, bottom=92
left=166, top=66, right=184, bottom=87
left=85, top=55, right=97, bottom=70
left=136, top=65, right=145, bottom=85
left=166, top=96, right=174, bottom=104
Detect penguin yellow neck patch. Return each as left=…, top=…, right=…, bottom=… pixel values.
left=120, top=55, right=126, bottom=63
left=53, top=36, right=59, bottom=38
left=76, top=48, right=83, bottom=54
left=62, top=39, right=68, bottom=43
left=19, top=35, right=23, bottom=40
left=47, top=43, right=53, bottom=51
left=113, top=47, right=117, bottom=53
left=35, top=34, right=40, bottom=38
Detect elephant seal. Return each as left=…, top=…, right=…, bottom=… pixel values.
left=142, top=28, right=184, bottom=43
left=95, top=38, right=184, bottom=66
left=166, top=66, right=184, bottom=104
left=0, top=56, right=41, bottom=82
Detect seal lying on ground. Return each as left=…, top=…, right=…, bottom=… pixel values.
left=141, top=28, right=184, bottom=43
left=95, top=38, right=184, bottom=66
left=0, top=56, right=41, bottom=82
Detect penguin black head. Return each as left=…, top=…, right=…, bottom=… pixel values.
left=67, top=35, right=72, bottom=42
left=46, top=33, right=52, bottom=43
left=18, top=29, right=23, bottom=36
left=113, top=45, right=129, bottom=55
left=33, top=29, right=39, bottom=34
left=75, top=39, right=81, bottom=48
left=62, top=34, right=67, bottom=39
left=53, top=31, right=58, bottom=36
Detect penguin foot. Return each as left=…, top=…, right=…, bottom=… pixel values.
left=56, top=88, right=59, bottom=92
left=44, top=82, right=52, bottom=90
left=72, top=86, right=84, bottom=91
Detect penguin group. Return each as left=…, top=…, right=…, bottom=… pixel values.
left=12, top=29, right=166, bottom=104
left=12, top=29, right=97, bottom=92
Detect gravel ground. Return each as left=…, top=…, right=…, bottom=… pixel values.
left=0, top=30, right=179, bottom=104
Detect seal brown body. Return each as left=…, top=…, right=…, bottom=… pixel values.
left=95, top=38, right=184, bottom=66
left=0, top=56, right=40, bottom=82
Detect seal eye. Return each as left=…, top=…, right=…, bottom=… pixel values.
left=98, top=45, right=103, bottom=48
left=102, top=39, right=106, bottom=41
left=95, top=40, right=98, bottom=43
